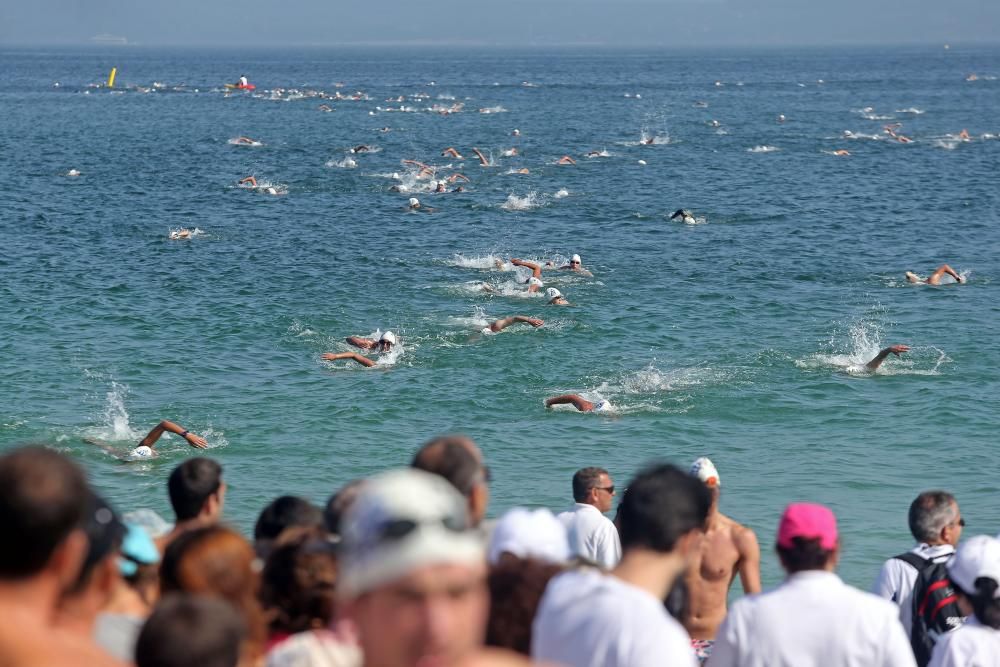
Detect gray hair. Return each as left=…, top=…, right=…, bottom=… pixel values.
left=908, top=491, right=958, bottom=543
left=572, top=467, right=609, bottom=502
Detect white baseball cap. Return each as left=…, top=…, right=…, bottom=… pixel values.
left=408, top=197, right=420, bottom=207
left=690, top=457, right=721, bottom=487
left=380, top=331, right=396, bottom=345
left=571, top=254, right=582, bottom=264
left=338, top=469, right=484, bottom=599
left=546, top=288, right=562, bottom=300
left=488, top=508, right=570, bottom=565
left=948, top=535, right=1000, bottom=597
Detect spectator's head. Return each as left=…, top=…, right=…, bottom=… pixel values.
left=947, top=535, right=1000, bottom=629
left=908, top=491, right=963, bottom=547
left=412, top=435, right=490, bottom=527
left=0, top=446, right=90, bottom=594
left=486, top=558, right=564, bottom=655
left=487, top=508, right=570, bottom=566
left=571, top=467, right=615, bottom=513
left=253, top=496, right=324, bottom=557
left=339, top=469, right=488, bottom=667
left=261, top=526, right=339, bottom=636
left=58, top=493, right=126, bottom=629
left=167, top=457, right=225, bottom=523
left=135, top=594, right=246, bottom=667
left=160, top=525, right=265, bottom=658
left=324, top=480, right=366, bottom=538
left=689, top=457, right=722, bottom=503
left=776, top=503, right=839, bottom=573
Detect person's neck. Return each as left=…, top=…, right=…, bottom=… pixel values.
left=54, top=596, right=99, bottom=638
left=612, top=548, right=684, bottom=600
left=923, top=539, right=950, bottom=548
left=102, top=581, right=150, bottom=618
left=0, top=577, right=59, bottom=624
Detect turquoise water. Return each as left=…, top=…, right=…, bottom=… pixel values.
left=2, top=45, right=998, bottom=589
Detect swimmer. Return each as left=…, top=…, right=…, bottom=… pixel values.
left=441, top=147, right=463, bottom=159
left=318, top=104, right=333, bottom=112
left=905, top=264, right=964, bottom=285
left=233, top=136, right=256, bottom=145
left=446, top=173, right=470, bottom=183
left=322, top=331, right=397, bottom=368
left=84, top=420, right=208, bottom=460
left=487, top=315, right=544, bottom=333
left=556, top=156, right=576, bottom=165
left=557, top=254, right=593, bottom=277
left=511, top=168, right=530, bottom=175
left=510, top=258, right=545, bottom=293
left=708, top=120, right=721, bottom=128
left=378, top=127, right=391, bottom=133
left=670, top=209, right=697, bottom=224
left=435, top=182, right=447, bottom=193
left=512, top=129, right=521, bottom=137
left=641, top=137, right=655, bottom=145
left=66, top=169, right=81, bottom=177
left=546, top=288, right=570, bottom=305
left=777, top=114, right=786, bottom=123
left=169, top=229, right=192, bottom=240
left=406, top=197, right=436, bottom=213
left=545, top=395, right=611, bottom=413
left=832, top=149, right=851, bottom=156
left=865, top=345, right=910, bottom=371
left=958, top=129, right=971, bottom=140
left=471, top=148, right=490, bottom=166
left=402, top=159, right=435, bottom=179
left=239, top=176, right=258, bottom=187
left=501, top=148, right=519, bottom=157
left=350, top=145, right=372, bottom=154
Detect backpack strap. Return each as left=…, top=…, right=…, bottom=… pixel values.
left=894, top=552, right=931, bottom=570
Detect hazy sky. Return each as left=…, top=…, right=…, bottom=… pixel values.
left=2, top=0, right=998, bottom=48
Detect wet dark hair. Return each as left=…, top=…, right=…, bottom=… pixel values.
left=776, top=536, right=835, bottom=573
left=959, top=577, right=1000, bottom=630
left=411, top=435, right=483, bottom=496
left=67, top=493, right=125, bottom=594
left=260, top=527, right=339, bottom=634
left=572, top=467, right=609, bottom=502
left=0, top=446, right=89, bottom=579
left=168, top=457, right=223, bottom=521
left=486, top=557, right=564, bottom=655
left=617, top=463, right=711, bottom=553
left=253, top=496, right=323, bottom=545
left=136, top=593, right=246, bottom=667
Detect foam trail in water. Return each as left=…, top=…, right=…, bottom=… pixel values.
left=448, top=254, right=512, bottom=271
left=747, top=145, right=780, bottom=153
left=501, top=192, right=543, bottom=211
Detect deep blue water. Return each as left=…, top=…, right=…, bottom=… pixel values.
left=2, top=44, right=999, bottom=588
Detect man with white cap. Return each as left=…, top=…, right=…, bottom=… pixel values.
left=682, top=457, right=760, bottom=663
left=337, top=468, right=491, bottom=667
left=545, top=288, right=569, bottom=306
left=555, top=467, right=621, bottom=568
left=710, top=502, right=916, bottom=667
left=556, top=254, right=593, bottom=277
left=321, top=331, right=397, bottom=368
left=928, top=535, right=1000, bottom=666
left=488, top=508, right=571, bottom=566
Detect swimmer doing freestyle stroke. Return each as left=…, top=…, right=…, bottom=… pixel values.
left=321, top=331, right=397, bottom=368
left=905, top=264, right=964, bottom=285
left=84, top=420, right=208, bottom=460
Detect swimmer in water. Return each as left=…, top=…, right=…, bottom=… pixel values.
left=546, top=288, right=569, bottom=305
left=832, top=149, right=851, bottom=156
left=641, top=136, right=655, bottom=145
left=510, top=258, right=545, bottom=293
left=67, top=169, right=81, bottom=177
left=233, top=136, right=256, bottom=145
left=351, top=145, right=372, bottom=154
left=406, top=197, right=436, bottom=213
left=511, top=168, right=530, bottom=174
left=556, top=156, right=576, bottom=165
left=864, top=345, right=910, bottom=371
left=84, top=420, right=208, bottom=460
left=545, top=395, right=611, bottom=413
left=321, top=331, right=397, bottom=368
left=441, top=147, right=463, bottom=159
left=958, top=129, right=971, bottom=140
left=487, top=315, right=544, bottom=333
left=554, top=254, right=593, bottom=277
left=905, top=264, right=964, bottom=285
left=169, top=229, right=193, bottom=240
left=670, top=209, right=697, bottom=224
left=446, top=173, right=470, bottom=183
left=239, top=176, right=258, bottom=187
left=318, top=104, right=333, bottom=112
left=471, top=148, right=490, bottom=166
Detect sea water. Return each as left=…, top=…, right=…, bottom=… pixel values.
left=1, top=45, right=999, bottom=589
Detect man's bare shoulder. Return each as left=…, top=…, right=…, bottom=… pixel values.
left=0, top=612, right=126, bottom=667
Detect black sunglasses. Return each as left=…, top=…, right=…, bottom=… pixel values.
left=596, top=485, right=615, bottom=494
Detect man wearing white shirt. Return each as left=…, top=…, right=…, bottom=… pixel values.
left=533, top=463, right=712, bottom=667
left=710, top=502, right=916, bottom=667
left=556, top=467, right=621, bottom=568
left=873, top=491, right=963, bottom=636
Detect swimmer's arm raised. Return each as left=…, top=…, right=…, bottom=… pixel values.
left=545, top=395, right=594, bottom=412
left=489, top=316, right=544, bottom=332
left=865, top=345, right=910, bottom=371
left=510, top=258, right=543, bottom=278
left=321, top=352, right=376, bottom=368
left=346, top=336, right=377, bottom=350
left=138, top=420, right=208, bottom=450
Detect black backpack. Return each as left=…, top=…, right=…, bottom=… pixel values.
left=894, top=552, right=966, bottom=667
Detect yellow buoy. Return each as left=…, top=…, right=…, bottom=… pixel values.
left=107, top=67, right=117, bottom=88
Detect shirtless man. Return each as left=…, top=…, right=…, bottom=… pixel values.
left=550, top=254, right=593, bottom=277
left=546, top=288, right=569, bottom=305
left=321, top=331, right=396, bottom=368
left=905, top=264, right=964, bottom=285
left=509, top=258, right=544, bottom=293
left=441, top=147, right=463, bottom=159
left=233, top=136, right=256, bottom=145
left=556, top=155, right=576, bottom=165
left=85, top=420, right=208, bottom=460
left=865, top=344, right=910, bottom=371
left=487, top=315, right=543, bottom=333
left=544, top=395, right=611, bottom=413
left=683, top=457, right=761, bottom=663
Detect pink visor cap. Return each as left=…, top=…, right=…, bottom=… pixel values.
left=777, top=503, right=838, bottom=550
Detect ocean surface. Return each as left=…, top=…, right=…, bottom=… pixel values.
left=2, top=44, right=998, bottom=589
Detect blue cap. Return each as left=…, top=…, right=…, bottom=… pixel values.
left=119, top=523, right=160, bottom=577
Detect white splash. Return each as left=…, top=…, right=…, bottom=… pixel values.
left=747, top=145, right=780, bottom=153
left=501, top=192, right=543, bottom=211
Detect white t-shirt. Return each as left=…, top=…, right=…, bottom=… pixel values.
left=556, top=503, right=621, bottom=568
left=711, top=570, right=916, bottom=667
left=872, top=543, right=955, bottom=636
left=928, top=616, right=1000, bottom=667
left=532, top=569, right=695, bottom=667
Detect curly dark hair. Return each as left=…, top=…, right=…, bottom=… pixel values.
left=260, top=527, right=339, bottom=635
left=486, top=557, right=564, bottom=655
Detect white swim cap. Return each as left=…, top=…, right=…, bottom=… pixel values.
left=408, top=198, right=420, bottom=207
left=638, top=159, right=647, bottom=165
left=266, top=187, right=277, bottom=195
left=690, top=457, right=721, bottom=488
left=546, top=288, right=562, bottom=300
left=571, top=254, right=582, bottom=264
left=380, top=331, right=396, bottom=345
left=131, top=446, right=154, bottom=459
left=528, top=277, right=543, bottom=287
